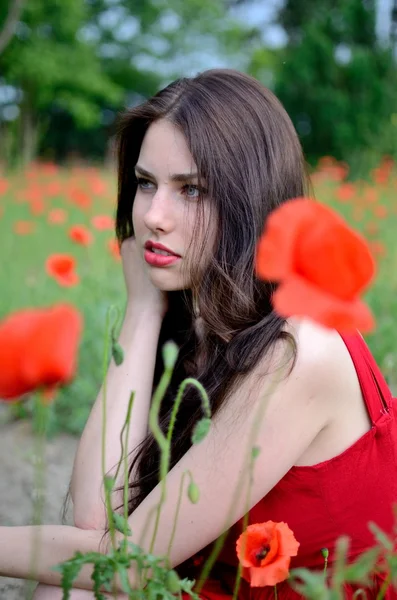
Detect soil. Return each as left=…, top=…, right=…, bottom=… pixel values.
left=0, top=415, right=79, bottom=600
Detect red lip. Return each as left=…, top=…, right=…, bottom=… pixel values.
left=144, top=240, right=181, bottom=257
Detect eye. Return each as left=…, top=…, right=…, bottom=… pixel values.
left=182, top=184, right=202, bottom=199
left=136, top=177, right=155, bottom=191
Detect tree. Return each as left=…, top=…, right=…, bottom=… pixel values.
left=272, top=0, right=397, bottom=168
left=0, top=0, right=25, bottom=55
left=0, top=0, right=259, bottom=164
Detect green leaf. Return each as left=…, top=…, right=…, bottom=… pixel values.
left=166, top=569, right=182, bottom=593
left=187, top=481, right=200, bottom=504
left=290, top=568, right=331, bottom=600
left=191, top=417, right=211, bottom=444
left=343, top=547, right=380, bottom=583
left=112, top=512, right=132, bottom=537
left=117, top=565, right=134, bottom=594
left=368, top=522, right=394, bottom=551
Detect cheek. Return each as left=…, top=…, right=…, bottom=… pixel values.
left=132, top=198, right=143, bottom=230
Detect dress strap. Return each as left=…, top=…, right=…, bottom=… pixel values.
left=339, top=332, right=392, bottom=425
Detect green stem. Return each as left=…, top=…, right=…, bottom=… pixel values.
left=111, top=391, right=135, bottom=491
left=167, top=378, right=210, bottom=448
left=167, top=471, right=188, bottom=559
left=102, top=308, right=116, bottom=551
left=29, top=392, right=49, bottom=580
left=147, top=366, right=174, bottom=555
left=196, top=368, right=286, bottom=594
left=352, top=590, right=368, bottom=599
left=323, top=556, right=328, bottom=579
left=331, top=536, right=349, bottom=600
left=232, top=448, right=259, bottom=600
left=123, top=392, right=135, bottom=539
left=376, top=574, right=391, bottom=600
left=148, top=374, right=211, bottom=555
left=274, top=584, right=278, bottom=600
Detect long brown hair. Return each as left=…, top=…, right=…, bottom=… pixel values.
left=62, top=68, right=310, bottom=528
left=114, top=68, right=309, bottom=515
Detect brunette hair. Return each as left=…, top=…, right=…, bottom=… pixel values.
left=62, top=68, right=310, bottom=530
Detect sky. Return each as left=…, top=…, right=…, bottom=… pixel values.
left=158, top=0, right=395, bottom=78
left=232, top=0, right=394, bottom=47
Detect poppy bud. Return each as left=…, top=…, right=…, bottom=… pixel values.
left=162, top=341, right=179, bottom=370
left=112, top=339, right=124, bottom=366
left=192, top=417, right=211, bottom=444
left=187, top=480, right=200, bottom=504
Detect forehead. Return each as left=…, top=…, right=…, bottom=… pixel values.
left=138, top=119, right=197, bottom=174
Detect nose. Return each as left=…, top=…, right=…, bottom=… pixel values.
left=143, top=186, right=175, bottom=233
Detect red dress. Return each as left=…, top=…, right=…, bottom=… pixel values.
left=179, top=333, right=397, bottom=598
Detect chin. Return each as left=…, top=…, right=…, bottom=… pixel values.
left=149, top=273, right=189, bottom=292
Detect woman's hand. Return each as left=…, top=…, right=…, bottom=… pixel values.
left=120, top=237, right=168, bottom=319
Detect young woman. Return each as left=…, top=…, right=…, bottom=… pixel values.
left=3, top=69, right=396, bottom=599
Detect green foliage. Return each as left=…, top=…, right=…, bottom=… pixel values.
left=51, top=523, right=395, bottom=599
left=112, top=512, right=132, bottom=537
left=272, top=0, right=397, bottom=166
left=0, top=0, right=259, bottom=164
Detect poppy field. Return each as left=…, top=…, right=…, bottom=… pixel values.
left=0, top=156, right=396, bottom=437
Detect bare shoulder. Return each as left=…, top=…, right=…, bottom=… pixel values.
left=245, top=318, right=362, bottom=427
left=253, top=318, right=355, bottom=396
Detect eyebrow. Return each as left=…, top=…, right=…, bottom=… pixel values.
left=134, top=165, right=199, bottom=183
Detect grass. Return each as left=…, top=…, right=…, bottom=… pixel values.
left=0, top=156, right=396, bottom=437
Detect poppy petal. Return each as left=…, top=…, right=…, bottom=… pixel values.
left=273, top=275, right=375, bottom=333
left=275, top=523, right=300, bottom=557
left=256, top=199, right=333, bottom=281
left=256, top=198, right=375, bottom=301
left=249, top=555, right=291, bottom=587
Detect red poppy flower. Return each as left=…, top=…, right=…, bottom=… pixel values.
left=68, top=188, right=92, bottom=210
left=373, top=205, right=387, bottom=219
left=107, top=238, right=121, bottom=261
left=45, top=182, right=62, bottom=197
left=69, top=225, right=93, bottom=246
left=14, top=220, right=36, bottom=235
left=337, top=183, right=356, bottom=203
left=46, top=254, right=79, bottom=287
left=236, top=521, right=299, bottom=587
left=30, top=198, right=45, bottom=216
left=89, top=177, right=107, bottom=195
left=255, top=198, right=375, bottom=333
left=91, top=215, right=114, bottom=231
left=364, top=187, right=378, bottom=205
left=48, top=208, right=67, bottom=225
left=0, top=304, right=82, bottom=401
left=0, top=178, right=8, bottom=195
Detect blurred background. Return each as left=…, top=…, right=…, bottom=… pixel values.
left=1, top=0, right=397, bottom=171
left=0, top=0, right=397, bottom=431
left=0, top=3, right=397, bottom=598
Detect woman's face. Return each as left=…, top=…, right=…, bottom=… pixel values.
left=133, top=119, right=216, bottom=291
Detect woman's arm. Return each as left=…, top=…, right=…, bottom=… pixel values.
left=0, top=526, right=104, bottom=590
left=71, top=304, right=163, bottom=530
left=0, top=324, right=342, bottom=593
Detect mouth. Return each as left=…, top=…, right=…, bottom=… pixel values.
left=144, top=242, right=181, bottom=258
left=144, top=248, right=181, bottom=267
